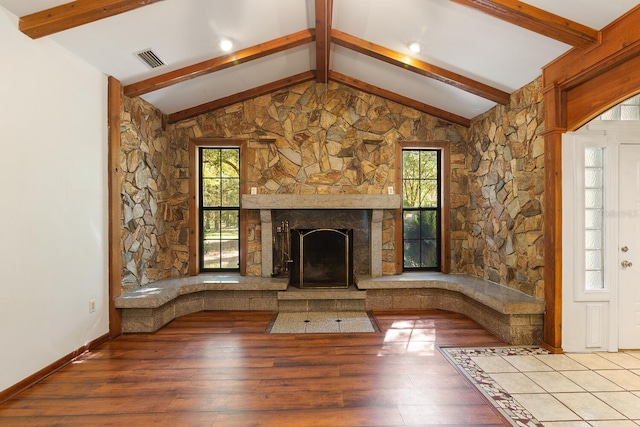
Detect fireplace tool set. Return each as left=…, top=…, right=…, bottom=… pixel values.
left=272, top=220, right=291, bottom=277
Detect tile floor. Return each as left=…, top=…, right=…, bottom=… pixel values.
left=441, top=347, right=640, bottom=426
left=268, top=311, right=377, bottom=333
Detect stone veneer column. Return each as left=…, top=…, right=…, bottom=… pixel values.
left=371, top=209, right=383, bottom=277
left=260, top=209, right=272, bottom=277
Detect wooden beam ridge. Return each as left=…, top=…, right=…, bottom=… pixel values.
left=329, top=71, right=471, bottom=127
left=315, top=0, right=333, bottom=83
left=331, top=29, right=510, bottom=105
left=544, top=5, right=640, bottom=92
left=124, top=29, right=315, bottom=97
left=167, top=70, right=317, bottom=124
left=20, top=0, right=164, bottom=39
left=451, top=0, right=599, bottom=50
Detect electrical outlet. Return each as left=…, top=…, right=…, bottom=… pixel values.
left=89, top=299, right=96, bottom=313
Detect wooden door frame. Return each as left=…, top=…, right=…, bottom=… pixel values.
left=541, top=5, right=640, bottom=352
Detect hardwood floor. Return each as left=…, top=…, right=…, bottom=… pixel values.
left=0, top=310, right=508, bottom=426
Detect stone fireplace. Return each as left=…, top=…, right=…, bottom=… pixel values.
left=241, top=194, right=401, bottom=280
left=290, top=228, right=353, bottom=288
left=272, top=209, right=369, bottom=277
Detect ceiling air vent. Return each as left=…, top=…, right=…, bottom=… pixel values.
left=135, top=49, right=166, bottom=69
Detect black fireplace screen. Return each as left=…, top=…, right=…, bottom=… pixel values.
left=290, top=228, right=353, bottom=288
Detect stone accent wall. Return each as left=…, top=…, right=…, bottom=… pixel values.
left=119, top=78, right=545, bottom=301
left=120, top=96, right=189, bottom=291
left=451, top=78, right=545, bottom=298
left=169, top=80, right=468, bottom=277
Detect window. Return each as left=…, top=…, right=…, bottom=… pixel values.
left=584, top=146, right=605, bottom=290
left=402, top=149, right=441, bottom=270
left=200, top=147, right=240, bottom=271
left=562, top=131, right=613, bottom=302
left=598, top=94, right=640, bottom=120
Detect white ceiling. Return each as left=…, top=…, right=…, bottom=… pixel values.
left=1, top=0, right=638, bottom=121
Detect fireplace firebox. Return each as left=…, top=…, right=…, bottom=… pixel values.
left=290, top=228, right=353, bottom=289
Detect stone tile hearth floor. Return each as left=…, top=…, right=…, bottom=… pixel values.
left=440, top=346, right=640, bottom=426
left=267, top=311, right=377, bottom=333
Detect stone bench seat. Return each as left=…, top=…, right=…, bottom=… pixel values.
left=114, top=275, right=288, bottom=332
left=356, top=272, right=545, bottom=345
left=115, top=272, right=545, bottom=345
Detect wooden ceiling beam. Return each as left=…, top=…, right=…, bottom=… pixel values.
left=167, top=71, right=317, bottom=124
left=19, top=0, right=163, bottom=39
left=330, top=71, right=471, bottom=127
left=124, top=29, right=315, bottom=97
left=332, top=29, right=510, bottom=105
left=451, top=0, right=599, bottom=50
left=315, top=0, right=333, bottom=83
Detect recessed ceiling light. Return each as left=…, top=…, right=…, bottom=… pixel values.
left=219, top=38, right=233, bottom=52
left=407, top=41, right=423, bottom=53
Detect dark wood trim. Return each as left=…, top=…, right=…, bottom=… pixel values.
left=540, top=83, right=565, bottom=345
left=124, top=30, right=316, bottom=98
left=168, top=71, right=317, bottom=124
left=331, top=29, right=510, bottom=105
left=315, top=0, right=332, bottom=83
left=541, top=129, right=563, bottom=353
left=239, top=142, right=248, bottom=277
left=541, top=5, right=640, bottom=352
left=107, top=76, right=122, bottom=338
left=396, top=141, right=452, bottom=274
left=0, top=333, right=110, bottom=404
left=169, top=69, right=471, bottom=127
left=19, top=0, right=163, bottom=39
left=330, top=71, right=471, bottom=127
left=189, top=139, right=247, bottom=276
left=394, top=144, right=404, bottom=274
left=440, top=142, right=452, bottom=274
left=543, top=5, right=640, bottom=89
left=450, top=0, right=598, bottom=50
left=565, top=54, right=640, bottom=130
left=188, top=141, right=199, bottom=276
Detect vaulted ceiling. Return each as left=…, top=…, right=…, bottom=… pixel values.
left=1, top=0, right=637, bottom=127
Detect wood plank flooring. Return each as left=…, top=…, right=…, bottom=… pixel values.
left=0, top=310, right=508, bottom=426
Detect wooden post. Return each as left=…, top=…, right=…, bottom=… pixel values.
left=108, top=76, right=123, bottom=337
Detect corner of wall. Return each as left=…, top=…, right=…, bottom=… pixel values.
left=452, top=77, right=545, bottom=299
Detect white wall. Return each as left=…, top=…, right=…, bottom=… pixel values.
left=0, top=8, right=109, bottom=392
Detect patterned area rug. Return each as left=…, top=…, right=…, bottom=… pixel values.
left=439, top=347, right=549, bottom=427
left=267, top=311, right=377, bottom=334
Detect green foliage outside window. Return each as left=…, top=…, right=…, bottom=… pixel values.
left=402, top=149, right=440, bottom=270
left=202, top=149, right=239, bottom=208
left=200, top=148, right=240, bottom=271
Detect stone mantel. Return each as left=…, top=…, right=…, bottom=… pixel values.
left=241, top=194, right=401, bottom=210
left=241, top=194, right=400, bottom=278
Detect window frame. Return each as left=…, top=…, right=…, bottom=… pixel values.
left=395, top=141, right=450, bottom=273
left=562, top=132, right=615, bottom=302
left=189, top=139, right=247, bottom=275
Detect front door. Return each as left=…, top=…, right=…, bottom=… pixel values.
left=562, top=127, right=640, bottom=352
left=618, top=144, right=640, bottom=349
